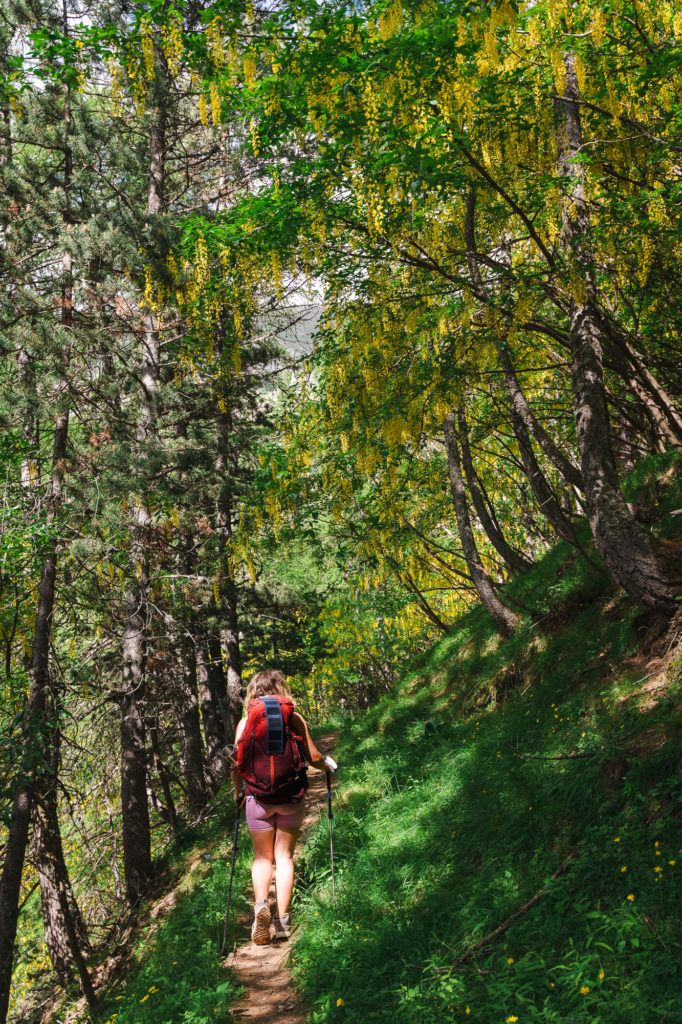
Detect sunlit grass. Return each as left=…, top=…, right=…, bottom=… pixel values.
left=292, top=519, right=682, bottom=1023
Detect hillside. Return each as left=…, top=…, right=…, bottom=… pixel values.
left=289, top=486, right=682, bottom=1023
left=11, top=458, right=681, bottom=1024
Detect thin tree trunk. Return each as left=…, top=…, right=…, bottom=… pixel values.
left=213, top=338, right=244, bottom=738
left=119, top=79, right=167, bottom=903
left=463, top=191, right=581, bottom=545
left=605, top=328, right=682, bottom=449
left=175, top=533, right=208, bottom=819
left=0, top=402, right=71, bottom=1024
left=443, top=412, right=518, bottom=637
left=556, top=54, right=675, bottom=611
left=33, top=694, right=90, bottom=984
left=456, top=407, right=533, bottom=574
left=0, top=64, right=99, bottom=1016
left=196, top=641, right=227, bottom=779
left=175, top=647, right=208, bottom=819
left=120, top=517, right=153, bottom=903
left=494, top=339, right=583, bottom=492
left=149, top=718, right=179, bottom=833
left=385, top=555, right=451, bottom=632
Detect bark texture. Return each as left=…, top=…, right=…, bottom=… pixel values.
left=32, top=694, right=90, bottom=984
left=556, top=54, right=675, bottom=611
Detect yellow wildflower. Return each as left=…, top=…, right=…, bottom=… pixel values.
left=580, top=986, right=590, bottom=995
left=627, top=893, right=635, bottom=901
left=599, top=970, right=605, bottom=980
left=507, top=957, right=514, bottom=965
left=337, top=997, right=344, bottom=1006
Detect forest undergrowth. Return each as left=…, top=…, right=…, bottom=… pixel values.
left=291, top=462, right=682, bottom=1024
left=15, top=807, right=253, bottom=1024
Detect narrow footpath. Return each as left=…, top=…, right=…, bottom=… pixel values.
left=224, top=732, right=338, bottom=1024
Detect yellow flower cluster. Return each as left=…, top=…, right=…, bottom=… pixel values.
left=140, top=19, right=155, bottom=79
left=162, top=13, right=184, bottom=77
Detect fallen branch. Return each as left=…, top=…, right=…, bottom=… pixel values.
left=515, top=751, right=598, bottom=761
left=439, top=850, right=578, bottom=972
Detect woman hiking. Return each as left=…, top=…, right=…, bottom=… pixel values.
left=231, top=668, right=337, bottom=945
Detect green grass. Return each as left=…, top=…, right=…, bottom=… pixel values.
left=48, top=804, right=253, bottom=1024
left=291, top=508, right=682, bottom=1022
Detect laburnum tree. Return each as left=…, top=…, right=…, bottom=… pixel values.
left=228, top=0, right=682, bottom=629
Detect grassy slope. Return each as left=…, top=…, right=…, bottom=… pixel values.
left=292, top=460, right=682, bottom=1024
left=33, top=809, right=254, bottom=1024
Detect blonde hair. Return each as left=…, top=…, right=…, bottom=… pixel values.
left=245, top=668, right=294, bottom=706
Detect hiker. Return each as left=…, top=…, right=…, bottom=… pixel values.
left=231, top=668, right=337, bottom=945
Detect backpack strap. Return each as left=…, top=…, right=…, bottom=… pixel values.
left=261, top=696, right=285, bottom=755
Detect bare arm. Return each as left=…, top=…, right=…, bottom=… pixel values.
left=292, top=712, right=325, bottom=769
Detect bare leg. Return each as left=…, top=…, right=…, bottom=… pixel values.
left=273, top=827, right=300, bottom=918
left=250, top=829, right=275, bottom=903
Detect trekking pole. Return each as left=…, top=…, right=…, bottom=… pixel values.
left=325, top=770, right=337, bottom=907
left=221, top=795, right=244, bottom=954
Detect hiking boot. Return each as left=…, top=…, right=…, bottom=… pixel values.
left=273, top=913, right=291, bottom=940
left=251, top=900, right=271, bottom=945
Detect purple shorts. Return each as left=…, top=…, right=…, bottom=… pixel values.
left=245, top=794, right=306, bottom=832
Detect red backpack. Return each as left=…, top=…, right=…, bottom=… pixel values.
left=236, top=695, right=308, bottom=804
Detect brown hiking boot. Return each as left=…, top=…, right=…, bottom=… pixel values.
left=251, top=900, right=271, bottom=945
left=273, top=913, right=291, bottom=940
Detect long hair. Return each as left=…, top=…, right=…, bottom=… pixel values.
left=245, top=668, right=293, bottom=707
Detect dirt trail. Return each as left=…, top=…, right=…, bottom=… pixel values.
left=224, top=731, right=338, bottom=1023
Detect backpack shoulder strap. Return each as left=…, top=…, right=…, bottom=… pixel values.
left=261, top=695, right=285, bottom=755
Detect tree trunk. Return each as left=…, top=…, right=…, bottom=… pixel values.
left=196, top=641, right=228, bottom=778
left=120, top=570, right=152, bottom=903
left=605, top=328, right=682, bottom=450
left=556, top=54, right=675, bottom=611
left=175, top=645, right=208, bottom=819
left=463, top=191, right=580, bottom=546
left=0, top=66, right=99, bottom=1016
left=213, top=341, right=244, bottom=738
left=494, top=339, right=583, bottom=492
left=456, top=407, right=533, bottom=574
left=148, top=717, right=179, bottom=834
left=443, top=412, right=518, bottom=637
left=463, top=190, right=583, bottom=494
left=119, top=78, right=167, bottom=903
left=0, top=408, right=72, bottom=1021
left=33, top=694, right=90, bottom=985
